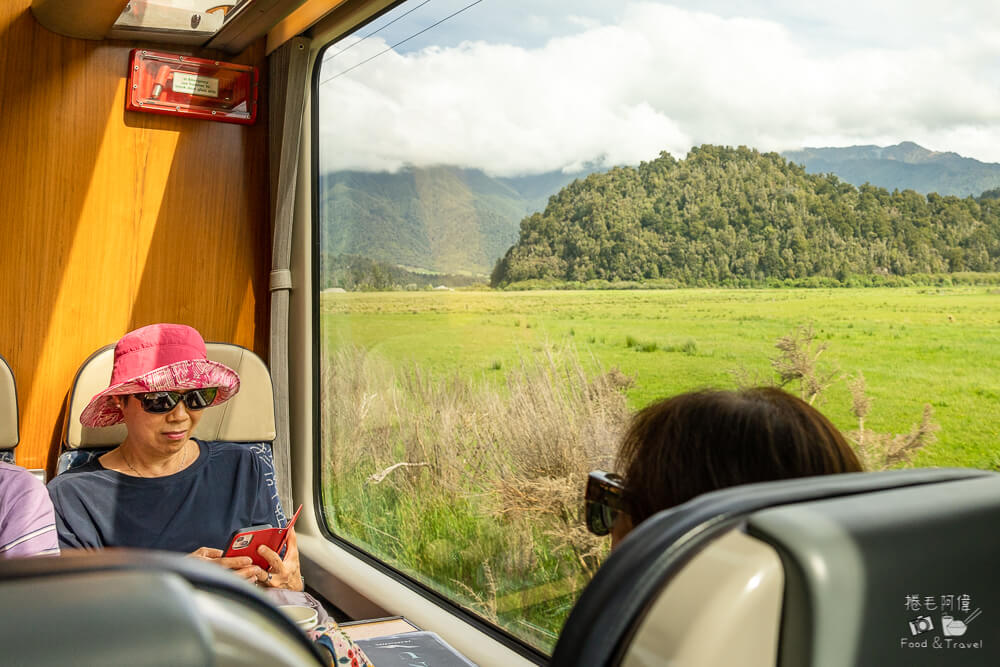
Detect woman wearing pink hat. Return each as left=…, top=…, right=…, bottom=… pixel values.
left=47, top=323, right=303, bottom=591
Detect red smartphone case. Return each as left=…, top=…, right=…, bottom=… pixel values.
left=224, top=505, right=301, bottom=569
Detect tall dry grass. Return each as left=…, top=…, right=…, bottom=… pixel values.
left=317, top=324, right=931, bottom=649
left=846, top=372, right=939, bottom=470
left=320, top=344, right=628, bottom=486
left=735, top=324, right=938, bottom=470
left=318, top=342, right=631, bottom=646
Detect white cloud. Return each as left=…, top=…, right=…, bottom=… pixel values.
left=318, top=1, right=1000, bottom=175
left=566, top=15, right=603, bottom=31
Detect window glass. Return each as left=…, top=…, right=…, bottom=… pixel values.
left=112, top=1, right=248, bottom=38
left=316, top=0, right=1000, bottom=653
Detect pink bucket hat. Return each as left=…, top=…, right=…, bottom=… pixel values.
left=79, top=323, right=241, bottom=428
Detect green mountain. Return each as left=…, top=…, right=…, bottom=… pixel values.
left=491, top=145, right=1000, bottom=286
left=318, top=167, right=582, bottom=275
left=782, top=142, right=1000, bottom=197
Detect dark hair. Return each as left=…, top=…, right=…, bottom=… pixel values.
left=616, top=386, right=863, bottom=527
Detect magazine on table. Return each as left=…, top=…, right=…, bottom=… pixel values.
left=355, top=630, right=478, bottom=667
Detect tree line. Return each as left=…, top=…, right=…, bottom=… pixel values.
left=320, top=253, right=484, bottom=291
left=490, top=145, right=1000, bottom=287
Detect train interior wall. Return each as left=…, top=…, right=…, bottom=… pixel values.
left=0, top=2, right=272, bottom=474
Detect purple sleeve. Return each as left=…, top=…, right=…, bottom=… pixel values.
left=0, top=464, right=59, bottom=557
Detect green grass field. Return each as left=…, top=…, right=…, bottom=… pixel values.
left=321, top=287, right=1000, bottom=468
left=317, top=287, right=1000, bottom=652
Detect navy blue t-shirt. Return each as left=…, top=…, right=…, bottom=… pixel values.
left=47, top=439, right=280, bottom=552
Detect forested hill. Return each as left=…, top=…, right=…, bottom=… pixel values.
left=490, top=145, right=1000, bottom=287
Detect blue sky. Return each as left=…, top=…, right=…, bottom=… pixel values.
left=318, top=0, right=1000, bottom=175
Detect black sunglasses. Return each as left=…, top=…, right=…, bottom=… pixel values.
left=132, top=388, right=219, bottom=414
left=585, top=470, right=626, bottom=536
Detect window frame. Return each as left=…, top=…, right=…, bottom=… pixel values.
left=304, top=4, right=550, bottom=662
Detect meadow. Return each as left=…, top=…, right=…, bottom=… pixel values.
left=321, top=287, right=1000, bottom=467
left=317, top=287, right=1000, bottom=651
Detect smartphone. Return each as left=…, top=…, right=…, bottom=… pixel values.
left=224, top=504, right=302, bottom=569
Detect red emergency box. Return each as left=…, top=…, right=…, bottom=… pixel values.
left=126, top=49, right=259, bottom=125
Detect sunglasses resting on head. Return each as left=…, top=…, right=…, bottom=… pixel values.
left=129, top=387, right=219, bottom=414
left=586, top=470, right=625, bottom=536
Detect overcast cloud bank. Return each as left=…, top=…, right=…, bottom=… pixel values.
left=318, top=2, right=1000, bottom=176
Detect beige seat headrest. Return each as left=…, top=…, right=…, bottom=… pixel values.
left=64, top=343, right=275, bottom=450
left=0, top=355, right=18, bottom=450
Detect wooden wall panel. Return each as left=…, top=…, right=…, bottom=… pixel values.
left=0, top=4, right=271, bottom=473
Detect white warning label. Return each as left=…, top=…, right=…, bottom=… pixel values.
left=172, top=72, right=219, bottom=98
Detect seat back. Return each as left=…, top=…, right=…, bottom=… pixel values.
left=57, top=341, right=283, bottom=521
left=750, top=474, right=1000, bottom=667
left=552, top=468, right=1000, bottom=667
left=0, top=354, right=18, bottom=464
left=0, top=549, right=326, bottom=666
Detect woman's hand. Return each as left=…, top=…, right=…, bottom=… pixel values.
left=256, top=527, right=304, bottom=591
left=188, top=546, right=265, bottom=584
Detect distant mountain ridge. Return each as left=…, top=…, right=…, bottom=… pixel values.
left=782, top=142, right=1000, bottom=197
left=321, top=142, right=1000, bottom=280
left=318, top=166, right=584, bottom=275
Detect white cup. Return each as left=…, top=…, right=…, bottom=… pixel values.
left=278, top=604, right=319, bottom=631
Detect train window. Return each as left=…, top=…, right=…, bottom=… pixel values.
left=111, top=1, right=248, bottom=40
left=314, top=0, right=1000, bottom=655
